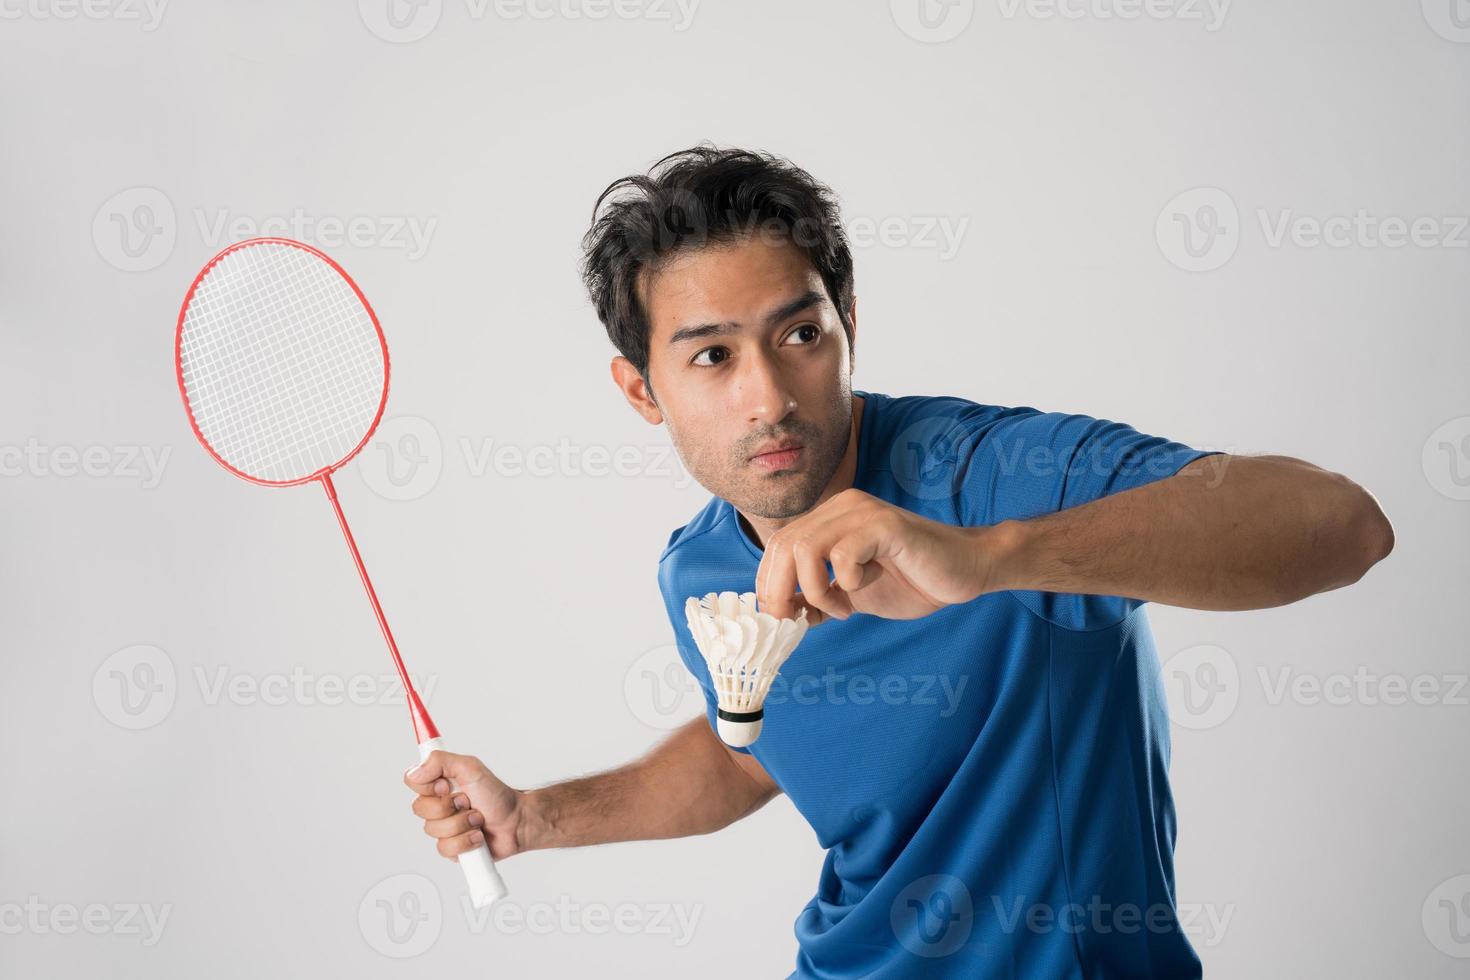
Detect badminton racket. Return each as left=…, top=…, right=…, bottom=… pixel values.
left=174, top=237, right=507, bottom=908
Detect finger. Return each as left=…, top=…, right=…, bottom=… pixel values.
left=423, top=808, right=484, bottom=841
left=829, top=523, right=887, bottom=594
left=436, top=829, right=486, bottom=860
left=791, top=537, right=853, bottom=622
left=403, top=750, right=449, bottom=792
left=411, top=793, right=468, bottom=820
left=757, top=531, right=800, bottom=620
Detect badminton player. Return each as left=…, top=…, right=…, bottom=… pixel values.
left=405, top=146, right=1393, bottom=978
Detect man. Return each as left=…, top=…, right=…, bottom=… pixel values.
left=404, top=146, right=1393, bottom=977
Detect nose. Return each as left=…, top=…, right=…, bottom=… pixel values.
left=738, top=347, right=797, bottom=425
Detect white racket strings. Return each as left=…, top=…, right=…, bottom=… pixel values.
left=178, top=241, right=385, bottom=483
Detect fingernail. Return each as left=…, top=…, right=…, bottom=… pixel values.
left=434, top=779, right=449, bottom=795
left=469, top=831, right=484, bottom=845
left=404, top=764, right=422, bottom=779
left=468, top=812, right=484, bottom=828
left=453, top=795, right=468, bottom=810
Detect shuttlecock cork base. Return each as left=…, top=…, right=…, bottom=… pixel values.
left=684, top=591, right=809, bottom=748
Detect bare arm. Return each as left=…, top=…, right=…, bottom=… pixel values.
left=989, top=454, right=1395, bottom=611
left=756, top=454, right=1394, bottom=624
left=404, top=717, right=780, bottom=862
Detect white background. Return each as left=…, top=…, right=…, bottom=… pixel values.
left=1, top=0, right=1467, bottom=976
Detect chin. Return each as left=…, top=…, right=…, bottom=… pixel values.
left=735, top=478, right=826, bottom=521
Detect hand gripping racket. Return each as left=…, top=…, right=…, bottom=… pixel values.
left=174, top=237, right=507, bottom=908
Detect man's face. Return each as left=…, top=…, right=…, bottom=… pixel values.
left=638, top=234, right=854, bottom=521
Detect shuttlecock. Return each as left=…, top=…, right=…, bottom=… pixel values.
left=683, top=591, right=809, bottom=747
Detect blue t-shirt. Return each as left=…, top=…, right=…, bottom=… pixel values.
left=657, top=391, right=1217, bottom=979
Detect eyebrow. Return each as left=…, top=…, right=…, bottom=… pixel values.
left=667, top=290, right=826, bottom=347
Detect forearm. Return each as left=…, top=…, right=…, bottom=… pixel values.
left=516, top=717, right=778, bottom=853
left=986, top=454, right=1394, bottom=611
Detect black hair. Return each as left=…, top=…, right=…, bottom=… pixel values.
left=581, top=144, right=855, bottom=382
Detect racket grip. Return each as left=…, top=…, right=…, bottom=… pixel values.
left=418, top=736, right=509, bottom=909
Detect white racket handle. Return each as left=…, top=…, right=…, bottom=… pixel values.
left=418, top=736, right=509, bottom=908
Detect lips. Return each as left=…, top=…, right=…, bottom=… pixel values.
left=750, top=441, right=803, bottom=461
left=750, top=442, right=804, bottom=470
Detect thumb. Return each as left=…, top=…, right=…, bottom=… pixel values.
left=403, top=749, right=469, bottom=794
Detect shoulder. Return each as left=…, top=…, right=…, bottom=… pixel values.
left=860, top=390, right=1046, bottom=476
left=658, top=495, right=734, bottom=563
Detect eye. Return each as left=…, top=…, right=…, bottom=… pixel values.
left=691, top=346, right=729, bottom=367
left=783, top=323, right=821, bottom=346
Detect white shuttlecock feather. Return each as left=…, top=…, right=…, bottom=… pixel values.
left=683, top=591, right=809, bottom=747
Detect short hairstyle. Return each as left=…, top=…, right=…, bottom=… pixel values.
left=581, top=144, right=856, bottom=381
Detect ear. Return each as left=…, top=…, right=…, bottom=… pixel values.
left=847, top=297, right=858, bottom=369
left=611, top=356, right=663, bottom=425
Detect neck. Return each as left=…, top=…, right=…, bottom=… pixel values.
left=739, top=394, right=866, bottom=550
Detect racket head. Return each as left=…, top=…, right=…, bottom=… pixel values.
left=174, top=238, right=390, bottom=487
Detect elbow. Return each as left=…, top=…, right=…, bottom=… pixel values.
left=1339, top=483, right=1394, bottom=584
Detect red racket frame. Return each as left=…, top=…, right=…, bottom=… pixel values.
left=174, top=237, right=438, bottom=743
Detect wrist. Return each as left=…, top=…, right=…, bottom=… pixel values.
left=514, top=788, right=551, bottom=853
left=968, top=519, right=1033, bottom=595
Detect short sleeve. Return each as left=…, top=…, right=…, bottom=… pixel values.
left=953, top=409, right=1220, bottom=630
